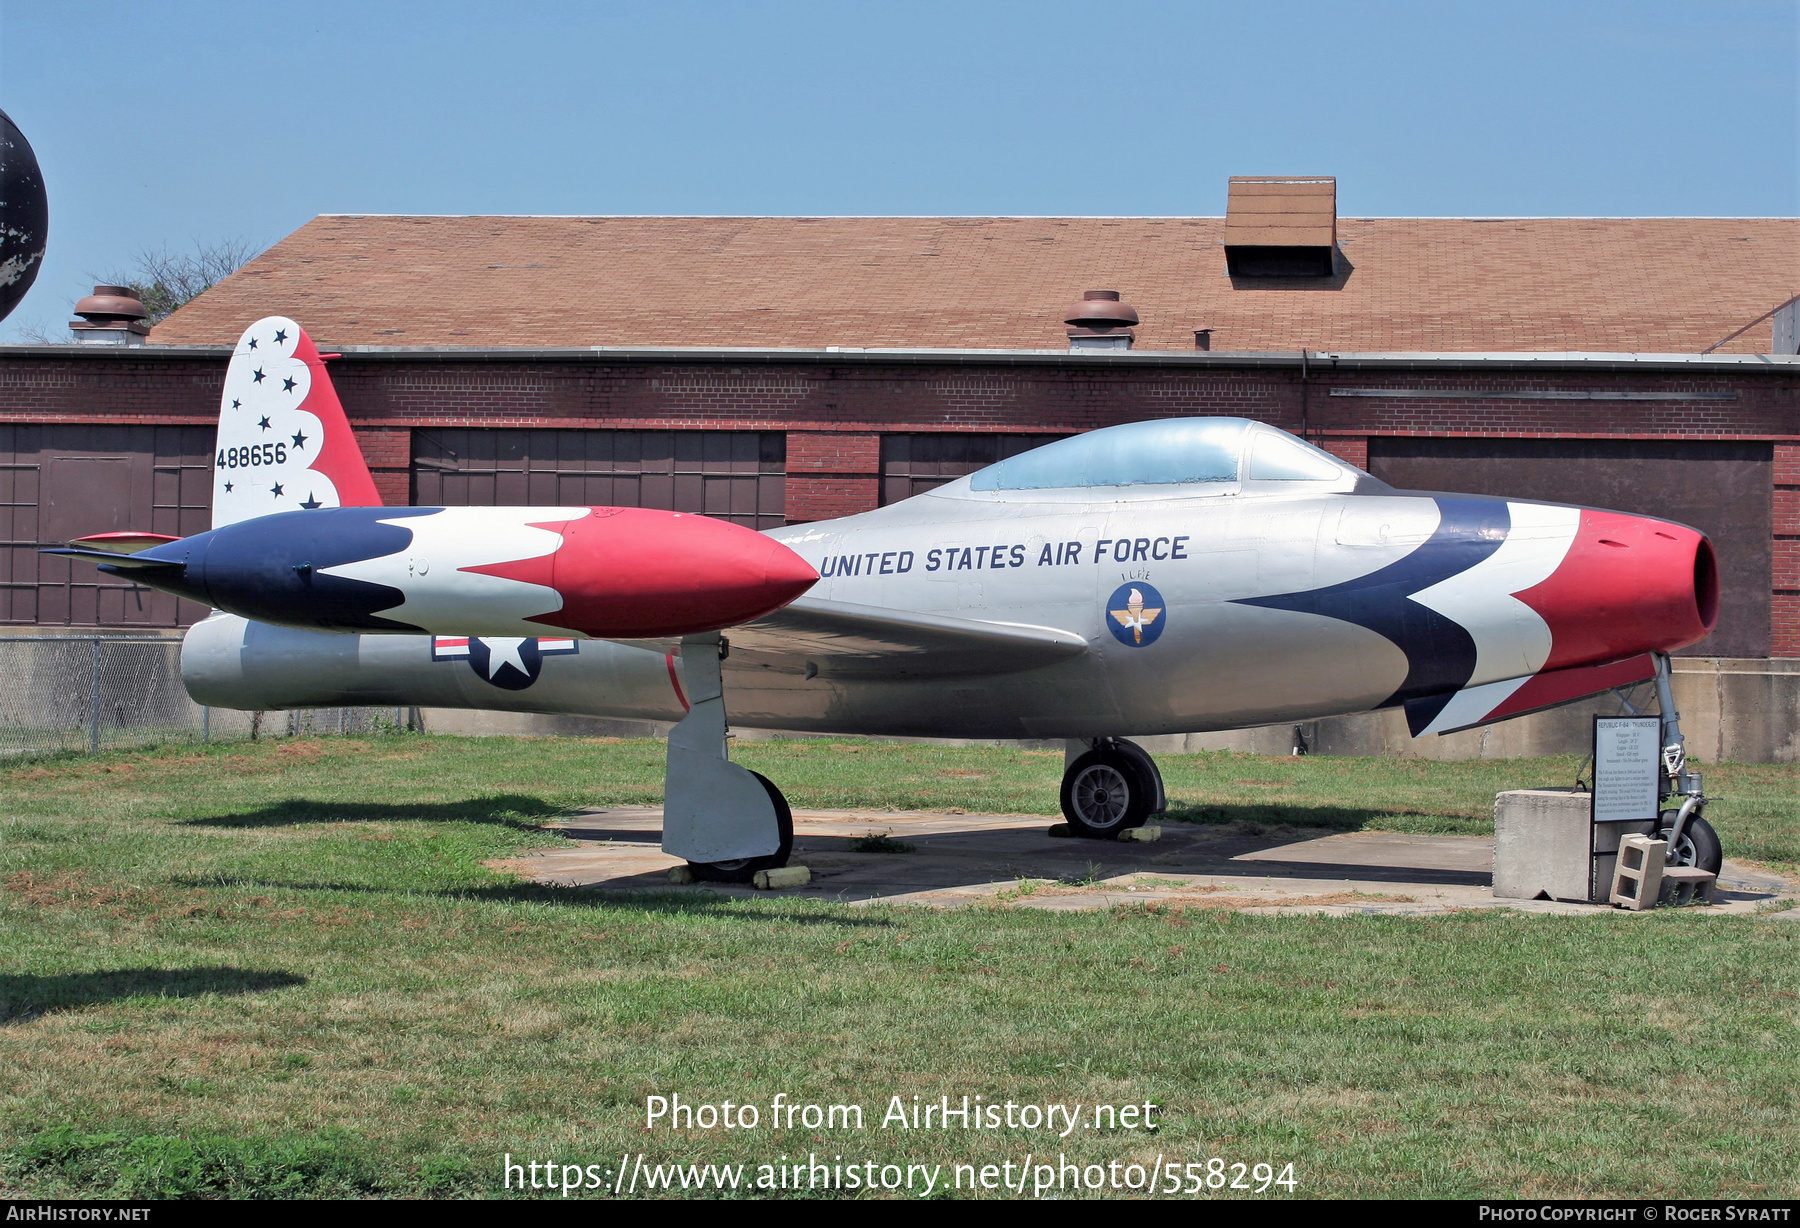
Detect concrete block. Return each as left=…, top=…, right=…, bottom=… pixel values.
left=1493, top=789, right=1594, bottom=902
left=667, top=865, right=696, bottom=885
left=1610, top=836, right=1667, bottom=910
left=1591, top=818, right=1658, bottom=905
left=753, top=865, right=811, bottom=890
left=1118, top=825, right=1161, bottom=843
left=1660, top=866, right=1717, bottom=906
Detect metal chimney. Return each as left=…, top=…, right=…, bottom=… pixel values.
left=1065, top=290, right=1138, bottom=352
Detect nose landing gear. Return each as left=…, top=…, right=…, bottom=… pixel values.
left=1060, top=738, right=1166, bottom=838
left=1651, top=652, right=1723, bottom=877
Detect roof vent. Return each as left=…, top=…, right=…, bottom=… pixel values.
left=1065, top=289, right=1138, bottom=352
left=71, top=285, right=150, bottom=345
left=1224, top=176, right=1337, bottom=278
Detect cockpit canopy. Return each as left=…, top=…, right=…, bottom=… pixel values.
left=965, top=417, right=1352, bottom=493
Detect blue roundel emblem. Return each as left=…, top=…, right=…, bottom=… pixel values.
left=1105, top=582, right=1167, bottom=647
left=431, top=636, right=579, bottom=690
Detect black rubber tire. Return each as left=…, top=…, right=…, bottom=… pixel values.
left=687, top=771, right=794, bottom=883
left=1657, top=812, right=1723, bottom=877
left=1060, top=748, right=1153, bottom=838
left=1106, top=738, right=1166, bottom=814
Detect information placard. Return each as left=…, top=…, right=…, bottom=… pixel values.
left=1592, top=716, right=1662, bottom=823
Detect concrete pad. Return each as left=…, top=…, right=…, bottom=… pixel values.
left=486, top=807, right=1799, bottom=917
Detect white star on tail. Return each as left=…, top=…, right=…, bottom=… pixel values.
left=482, top=638, right=530, bottom=679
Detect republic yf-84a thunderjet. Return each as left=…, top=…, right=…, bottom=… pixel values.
left=56, top=317, right=1722, bottom=882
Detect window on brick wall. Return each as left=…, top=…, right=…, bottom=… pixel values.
left=411, top=429, right=787, bottom=530
left=1, top=424, right=214, bottom=627
left=879, top=433, right=1069, bottom=505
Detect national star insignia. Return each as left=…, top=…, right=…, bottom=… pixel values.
left=291, top=431, right=308, bottom=449
left=251, top=367, right=265, bottom=383
left=258, top=417, right=272, bottom=430
left=222, top=481, right=233, bottom=492
left=482, top=638, right=531, bottom=679
left=273, top=329, right=287, bottom=343
left=299, top=493, right=322, bottom=510
left=1109, top=588, right=1163, bottom=645
left=270, top=483, right=284, bottom=497
left=282, top=376, right=297, bottom=392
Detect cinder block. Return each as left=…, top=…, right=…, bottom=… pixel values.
left=667, top=865, right=696, bottom=885
left=1660, top=866, right=1717, bottom=906
left=1610, top=835, right=1667, bottom=910
left=1493, top=789, right=1593, bottom=902
left=1118, top=825, right=1161, bottom=843
left=1591, top=818, right=1658, bottom=904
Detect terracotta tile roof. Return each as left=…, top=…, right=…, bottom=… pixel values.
left=151, top=214, right=1800, bottom=354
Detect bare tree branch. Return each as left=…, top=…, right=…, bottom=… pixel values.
left=94, top=238, right=263, bottom=324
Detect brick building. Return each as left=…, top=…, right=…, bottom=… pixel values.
left=4, top=180, right=1798, bottom=667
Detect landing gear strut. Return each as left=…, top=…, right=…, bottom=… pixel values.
left=1651, top=652, right=1723, bottom=876
left=1060, top=738, right=1165, bottom=838
left=661, top=632, right=793, bottom=882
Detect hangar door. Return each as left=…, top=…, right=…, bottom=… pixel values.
left=412, top=429, right=787, bottom=531
left=1367, top=437, right=1772, bottom=659
left=0, top=424, right=214, bottom=627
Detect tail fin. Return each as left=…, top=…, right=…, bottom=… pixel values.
left=212, top=316, right=381, bottom=528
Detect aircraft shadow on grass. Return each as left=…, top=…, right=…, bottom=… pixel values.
left=0, top=967, right=306, bottom=1024
left=180, top=799, right=1492, bottom=898
left=187, top=795, right=565, bottom=831
left=1161, top=800, right=1481, bottom=834
left=167, top=874, right=895, bottom=924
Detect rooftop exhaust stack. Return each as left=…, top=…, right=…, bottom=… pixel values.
left=70, top=285, right=149, bottom=345
left=1224, top=176, right=1337, bottom=278
left=1066, top=290, right=1138, bottom=352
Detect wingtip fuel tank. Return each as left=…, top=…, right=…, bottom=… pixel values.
left=106, top=505, right=818, bottom=639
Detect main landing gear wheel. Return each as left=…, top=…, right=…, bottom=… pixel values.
left=1060, top=745, right=1156, bottom=838
left=686, top=771, right=794, bottom=884
left=1657, top=812, right=1722, bottom=877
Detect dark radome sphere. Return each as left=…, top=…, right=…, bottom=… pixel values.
left=0, top=108, right=48, bottom=325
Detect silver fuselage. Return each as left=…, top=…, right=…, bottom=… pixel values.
left=184, top=460, right=1503, bottom=740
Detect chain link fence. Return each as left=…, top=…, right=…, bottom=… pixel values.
left=0, top=636, right=412, bottom=758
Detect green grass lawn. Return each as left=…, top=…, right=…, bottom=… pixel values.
left=1, top=734, right=1796, bottom=1199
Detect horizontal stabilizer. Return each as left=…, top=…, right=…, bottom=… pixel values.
left=623, top=596, right=1089, bottom=679
left=39, top=531, right=186, bottom=572
left=1407, top=653, right=1657, bottom=737
left=67, top=531, right=182, bottom=555
left=40, top=550, right=184, bottom=573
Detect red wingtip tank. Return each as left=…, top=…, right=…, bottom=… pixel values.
left=466, top=508, right=820, bottom=637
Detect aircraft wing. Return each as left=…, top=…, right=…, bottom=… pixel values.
left=623, top=596, right=1090, bottom=679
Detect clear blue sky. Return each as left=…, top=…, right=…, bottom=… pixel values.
left=1, top=0, right=1794, bottom=341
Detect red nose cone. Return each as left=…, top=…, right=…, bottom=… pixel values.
left=471, top=508, right=818, bottom=638
left=1516, top=510, right=1717, bottom=670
